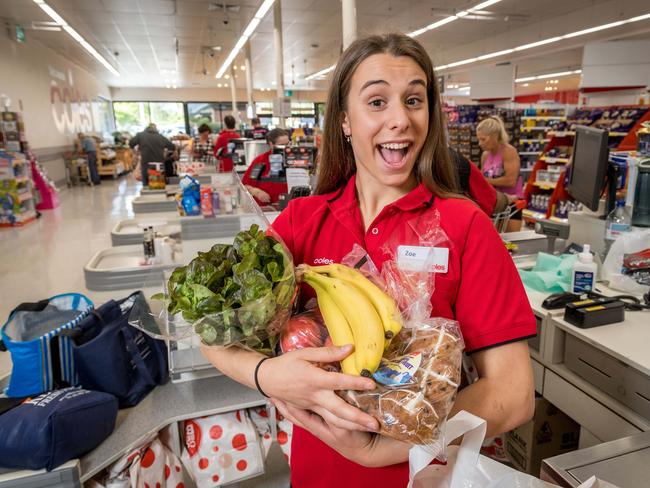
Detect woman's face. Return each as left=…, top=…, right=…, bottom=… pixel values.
left=477, top=130, right=498, bottom=152
left=342, top=54, right=429, bottom=190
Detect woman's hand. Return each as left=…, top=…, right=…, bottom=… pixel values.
left=258, top=345, right=379, bottom=432
left=272, top=398, right=377, bottom=466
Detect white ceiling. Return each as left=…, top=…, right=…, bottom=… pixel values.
left=1, top=0, right=649, bottom=93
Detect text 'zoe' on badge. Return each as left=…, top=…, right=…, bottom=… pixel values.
left=396, top=245, right=449, bottom=273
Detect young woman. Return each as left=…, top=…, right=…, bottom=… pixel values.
left=477, top=116, right=523, bottom=198
left=203, top=33, right=535, bottom=487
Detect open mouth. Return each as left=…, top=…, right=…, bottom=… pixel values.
left=377, top=142, right=411, bottom=169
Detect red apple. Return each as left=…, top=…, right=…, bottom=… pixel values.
left=280, top=313, right=328, bottom=353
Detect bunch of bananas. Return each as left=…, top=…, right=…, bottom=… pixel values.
left=299, top=263, right=403, bottom=377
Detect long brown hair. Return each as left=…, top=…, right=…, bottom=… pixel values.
left=315, top=33, right=458, bottom=196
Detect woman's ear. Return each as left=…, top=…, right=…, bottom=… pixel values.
left=341, top=112, right=351, bottom=137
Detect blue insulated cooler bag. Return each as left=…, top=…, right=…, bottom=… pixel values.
left=0, top=293, right=93, bottom=397
left=0, top=387, right=118, bottom=471
left=71, top=291, right=168, bottom=408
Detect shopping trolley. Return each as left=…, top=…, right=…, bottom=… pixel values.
left=62, top=152, right=90, bottom=187
left=492, top=199, right=526, bottom=233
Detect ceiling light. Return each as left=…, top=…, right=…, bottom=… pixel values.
left=469, top=0, right=502, bottom=10
left=523, top=83, right=529, bottom=87
left=33, top=0, right=119, bottom=76
left=217, top=83, right=222, bottom=87
left=459, top=86, right=471, bottom=91
left=515, top=69, right=581, bottom=83
left=216, top=0, right=275, bottom=78
left=438, top=12, right=650, bottom=72
left=225, top=74, right=230, bottom=79
left=224, top=83, right=229, bottom=87
left=233, top=65, right=238, bottom=70
left=240, top=65, right=246, bottom=70
left=305, top=64, right=336, bottom=81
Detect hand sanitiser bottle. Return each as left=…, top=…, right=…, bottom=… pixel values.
left=571, top=244, right=597, bottom=293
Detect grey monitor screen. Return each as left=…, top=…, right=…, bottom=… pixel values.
left=567, top=126, right=609, bottom=212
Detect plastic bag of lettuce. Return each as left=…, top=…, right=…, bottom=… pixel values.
left=153, top=224, right=296, bottom=354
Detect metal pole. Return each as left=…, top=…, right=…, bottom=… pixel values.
left=273, top=0, right=285, bottom=128
left=244, top=41, right=255, bottom=120
left=229, top=67, right=239, bottom=127
left=342, top=0, right=357, bottom=50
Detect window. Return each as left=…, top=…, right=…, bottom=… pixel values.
left=113, top=101, right=186, bottom=137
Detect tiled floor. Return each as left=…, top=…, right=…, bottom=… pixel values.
left=0, top=175, right=141, bottom=377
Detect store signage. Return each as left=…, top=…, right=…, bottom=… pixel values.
left=49, top=69, right=97, bottom=135
left=284, top=90, right=293, bottom=97
left=272, top=97, right=292, bottom=118
left=15, top=25, right=26, bottom=44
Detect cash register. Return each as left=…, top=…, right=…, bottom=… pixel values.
left=247, top=144, right=317, bottom=209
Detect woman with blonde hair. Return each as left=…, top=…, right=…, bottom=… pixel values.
left=477, top=115, right=523, bottom=199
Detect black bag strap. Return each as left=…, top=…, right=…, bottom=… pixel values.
left=120, top=325, right=157, bottom=386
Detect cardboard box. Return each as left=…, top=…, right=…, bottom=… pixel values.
left=505, top=397, right=580, bottom=477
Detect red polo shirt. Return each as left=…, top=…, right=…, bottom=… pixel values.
left=468, top=162, right=497, bottom=216
left=213, top=129, right=239, bottom=172
left=271, top=174, right=536, bottom=488
left=241, top=150, right=288, bottom=204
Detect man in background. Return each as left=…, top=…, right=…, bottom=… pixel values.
left=129, top=123, right=175, bottom=186
left=241, top=128, right=289, bottom=205
left=78, top=132, right=101, bottom=185
left=213, top=115, right=240, bottom=172
left=250, top=117, right=268, bottom=140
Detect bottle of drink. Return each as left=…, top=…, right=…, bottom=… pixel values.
left=143, top=226, right=155, bottom=262
left=604, top=200, right=631, bottom=256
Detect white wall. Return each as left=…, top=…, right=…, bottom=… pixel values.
left=583, top=88, right=648, bottom=107
left=0, top=35, right=112, bottom=183
left=110, top=87, right=328, bottom=103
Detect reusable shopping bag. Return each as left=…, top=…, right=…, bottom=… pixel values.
left=0, top=387, right=118, bottom=471
left=71, top=291, right=168, bottom=408
left=0, top=293, right=93, bottom=397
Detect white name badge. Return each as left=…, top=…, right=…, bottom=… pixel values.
left=397, top=245, right=449, bottom=273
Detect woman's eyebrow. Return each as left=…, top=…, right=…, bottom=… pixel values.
left=359, top=79, right=388, bottom=94
left=359, top=78, right=427, bottom=94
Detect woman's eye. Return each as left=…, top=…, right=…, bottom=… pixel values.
left=406, top=97, right=422, bottom=106
left=369, top=99, right=384, bottom=108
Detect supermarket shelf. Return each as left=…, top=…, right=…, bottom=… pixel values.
left=540, top=157, right=570, bottom=164
left=520, top=116, right=566, bottom=121
left=522, top=209, right=547, bottom=220
left=520, top=167, right=535, bottom=173
left=520, top=127, right=552, bottom=131
left=609, top=132, right=627, bottom=137
left=17, top=190, right=32, bottom=202
left=548, top=131, right=575, bottom=137
left=549, top=216, right=569, bottom=223
left=533, top=181, right=557, bottom=190
left=520, top=139, right=550, bottom=143
left=519, top=151, right=542, bottom=155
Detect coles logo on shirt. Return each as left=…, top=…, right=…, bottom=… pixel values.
left=313, top=257, right=333, bottom=265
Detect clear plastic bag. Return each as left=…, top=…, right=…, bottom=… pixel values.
left=337, top=210, right=464, bottom=451
left=602, top=228, right=650, bottom=293
left=278, top=309, right=330, bottom=354
left=130, top=175, right=298, bottom=355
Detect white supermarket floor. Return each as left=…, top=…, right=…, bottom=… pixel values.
left=0, top=175, right=142, bottom=377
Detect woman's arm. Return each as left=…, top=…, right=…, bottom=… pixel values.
left=487, top=146, right=520, bottom=188
left=276, top=340, right=535, bottom=467
left=201, top=344, right=379, bottom=431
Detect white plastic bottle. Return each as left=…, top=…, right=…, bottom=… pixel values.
left=604, top=200, right=631, bottom=256
left=571, top=244, right=597, bottom=293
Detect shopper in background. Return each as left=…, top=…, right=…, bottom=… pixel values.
left=77, top=132, right=100, bottom=185
left=477, top=116, right=523, bottom=197
left=129, top=123, right=176, bottom=186
left=192, top=123, right=214, bottom=163
left=250, top=117, right=268, bottom=140
left=203, top=33, right=535, bottom=487
left=241, top=128, right=289, bottom=205
left=213, top=115, right=240, bottom=172
left=477, top=116, right=523, bottom=230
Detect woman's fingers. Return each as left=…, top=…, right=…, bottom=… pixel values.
left=314, top=392, right=379, bottom=431
left=296, top=344, right=355, bottom=363
left=318, top=369, right=376, bottom=392
left=311, top=406, right=376, bottom=432
left=271, top=399, right=304, bottom=429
